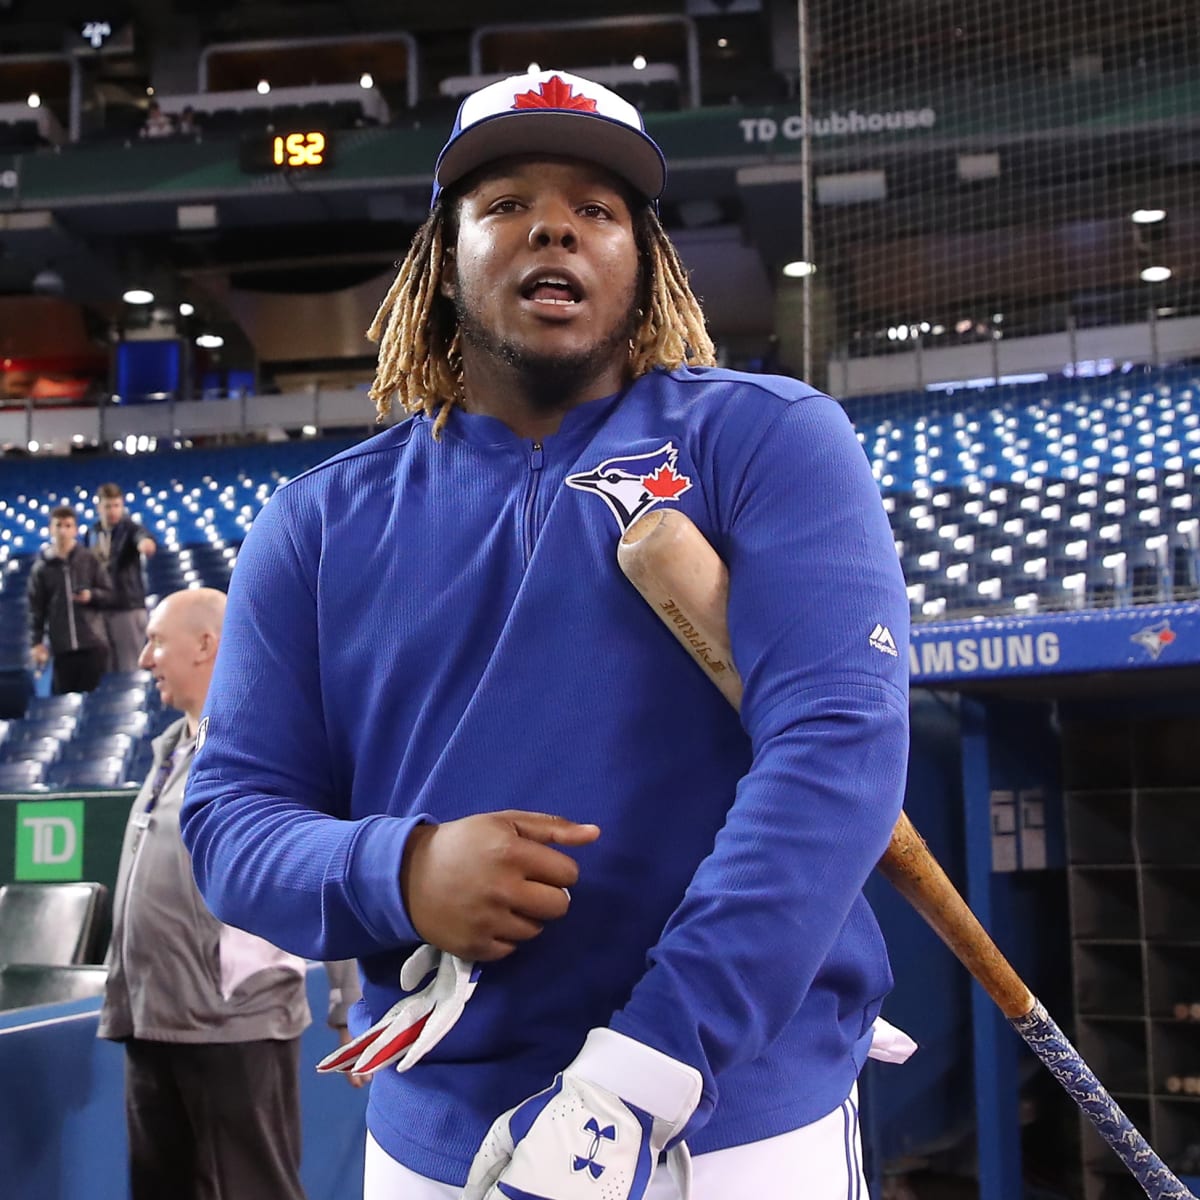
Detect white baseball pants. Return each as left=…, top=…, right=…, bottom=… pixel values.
left=362, top=1084, right=867, bottom=1199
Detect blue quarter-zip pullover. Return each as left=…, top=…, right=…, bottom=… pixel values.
left=182, top=365, right=910, bottom=1184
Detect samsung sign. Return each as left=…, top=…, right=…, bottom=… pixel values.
left=907, top=606, right=1200, bottom=683
left=910, top=632, right=1061, bottom=678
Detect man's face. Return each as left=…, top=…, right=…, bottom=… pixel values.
left=99, top=495, right=125, bottom=526
left=138, top=602, right=197, bottom=712
left=50, top=516, right=77, bottom=551
left=444, top=157, right=642, bottom=398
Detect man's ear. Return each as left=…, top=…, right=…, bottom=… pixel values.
left=197, top=630, right=218, bottom=664
left=440, top=247, right=456, bottom=301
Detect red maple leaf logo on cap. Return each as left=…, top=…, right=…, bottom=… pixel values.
left=642, top=464, right=691, bottom=499
left=512, top=76, right=598, bottom=112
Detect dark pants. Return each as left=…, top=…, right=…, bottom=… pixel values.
left=125, top=1037, right=307, bottom=1200
left=51, top=646, right=109, bottom=694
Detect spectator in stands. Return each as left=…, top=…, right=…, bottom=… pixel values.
left=139, top=100, right=174, bottom=140
left=99, top=587, right=362, bottom=1200
left=86, top=482, right=157, bottom=674
left=176, top=105, right=201, bottom=140
left=27, top=505, right=113, bottom=693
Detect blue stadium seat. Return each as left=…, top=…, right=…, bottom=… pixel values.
left=27, top=693, right=86, bottom=719
left=82, top=690, right=147, bottom=718
left=0, top=760, right=46, bottom=790
left=1171, top=534, right=1200, bottom=601
left=96, top=670, right=154, bottom=693
left=2, top=736, right=64, bottom=765
left=8, top=715, right=79, bottom=743
left=1125, top=540, right=1171, bottom=605
left=61, top=733, right=135, bottom=766
left=44, top=757, right=131, bottom=790
left=78, top=710, right=150, bottom=740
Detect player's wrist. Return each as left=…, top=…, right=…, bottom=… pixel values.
left=398, top=820, right=437, bottom=918
left=569, top=1027, right=702, bottom=1131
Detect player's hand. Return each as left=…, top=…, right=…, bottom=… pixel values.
left=463, top=1028, right=702, bottom=1200
left=137, top=537, right=157, bottom=557
left=317, top=944, right=478, bottom=1078
left=31, top=644, right=50, bottom=667
left=74, top=589, right=92, bottom=604
left=401, top=810, right=599, bottom=962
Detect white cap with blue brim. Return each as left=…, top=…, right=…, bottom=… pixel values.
left=431, top=68, right=667, bottom=208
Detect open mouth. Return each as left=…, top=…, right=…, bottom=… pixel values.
left=521, top=274, right=583, bottom=306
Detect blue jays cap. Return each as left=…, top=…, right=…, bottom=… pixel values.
left=431, top=69, right=667, bottom=209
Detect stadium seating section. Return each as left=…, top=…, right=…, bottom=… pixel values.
left=845, top=366, right=1200, bottom=617
left=0, top=373, right=1198, bottom=658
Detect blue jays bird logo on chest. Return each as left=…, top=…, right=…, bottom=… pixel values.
left=565, top=442, right=693, bottom=532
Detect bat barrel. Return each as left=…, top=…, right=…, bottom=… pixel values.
left=879, top=813, right=1034, bottom=1020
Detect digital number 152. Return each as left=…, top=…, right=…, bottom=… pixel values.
left=273, top=132, right=326, bottom=167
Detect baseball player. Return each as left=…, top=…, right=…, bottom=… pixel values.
left=182, top=68, right=911, bottom=1199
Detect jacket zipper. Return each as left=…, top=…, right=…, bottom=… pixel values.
left=522, top=441, right=545, bottom=565
left=64, top=558, right=79, bottom=650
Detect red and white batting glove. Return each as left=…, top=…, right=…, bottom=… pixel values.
left=462, top=1028, right=702, bottom=1200
left=316, top=944, right=478, bottom=1077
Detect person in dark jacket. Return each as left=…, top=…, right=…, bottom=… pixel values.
left=28, top=505, right=114, bottom=693
left=87, top=482, right=157, bottom=672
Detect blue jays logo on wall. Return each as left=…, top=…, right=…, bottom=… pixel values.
left=1131, top=620, right=1176, bottom=660
left=565, top=442, right=693, bottom=531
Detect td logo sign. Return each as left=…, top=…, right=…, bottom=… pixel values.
left=16, top=800, right=84, bottom=880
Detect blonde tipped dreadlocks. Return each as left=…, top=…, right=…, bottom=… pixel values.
left=367, top=202, right=716, bottom=437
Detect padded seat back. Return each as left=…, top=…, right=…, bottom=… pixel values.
left=0, top=882, right=109, bottom=965
left=0, top=964, right=108, bottom=1011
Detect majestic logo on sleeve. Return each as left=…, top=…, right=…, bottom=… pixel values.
left=565, top=442, right=693, bottom=531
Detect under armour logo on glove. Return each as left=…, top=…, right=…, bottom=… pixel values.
left=316, top=944, right=478, bottom=1077
left=462, top=1027, right=702, bottom=1200
left=573, top=1117, right=616, bottom=1179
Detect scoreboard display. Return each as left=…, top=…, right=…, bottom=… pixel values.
left=239, top=130, right=334, bottom=173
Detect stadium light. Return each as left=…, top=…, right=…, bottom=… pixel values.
left=359, top=73, right=374, bottom=89
left=783, top=260, right=816, bottom=278
left=256, top=79, right=271, bottom=95
left=27, top=93, right=40, bottom=109
left=1141, top=265, right=1172, bottom=283
left=195, top=333, right=224, bottom=349
left=1131, top=209, right=1166, bottom=224
left=123, top=288, right=154, bottom=304
left=632, top=55, right=647, bottom=70
left=178, top=302, right=195, bottom=316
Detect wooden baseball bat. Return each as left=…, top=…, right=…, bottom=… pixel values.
left=618, top=506, right=1194, bottom=1200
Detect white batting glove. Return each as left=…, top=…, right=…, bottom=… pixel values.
left=316, top=944, right=478, bottom=1077
left=462, top=1028, right=702, bottom=1200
